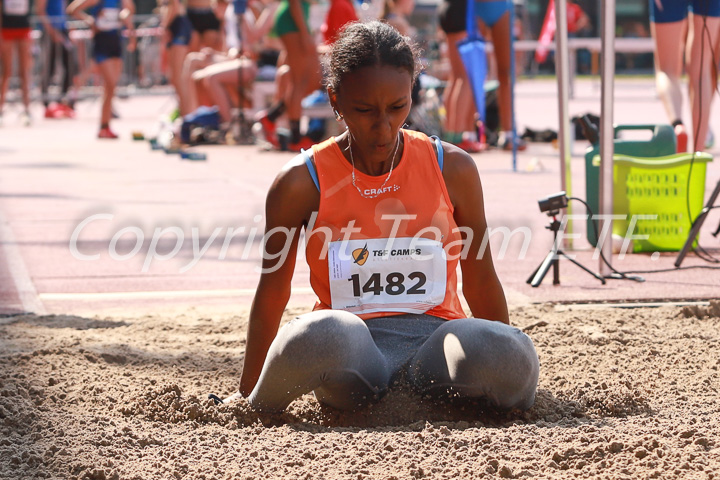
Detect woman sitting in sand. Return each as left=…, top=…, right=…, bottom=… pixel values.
left=218, top=21, right=539, bottom=413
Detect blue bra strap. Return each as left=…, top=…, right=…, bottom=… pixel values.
left=302, top=149, right=320, bottom=192
left=431, top=135, right=444, bottom=171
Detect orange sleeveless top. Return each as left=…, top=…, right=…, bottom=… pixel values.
left=304, top=129, right=466, bottom=321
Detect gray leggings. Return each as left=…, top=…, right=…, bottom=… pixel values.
left=248, top=310, right=539, bottom=413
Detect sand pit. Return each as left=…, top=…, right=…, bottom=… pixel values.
left=1, top=302, right=719, bottom=479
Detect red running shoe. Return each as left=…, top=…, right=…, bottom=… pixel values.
left=98, top=127, right=119, bottom=139
left=455, top=139, right=485, bottom=153
left=44, top=103, right=63, bottom=119
left=288, top=136, right=314, bottom=152
left=58, top=103, right=76, bottom=119
left=674, top=123, right=688, bottom=153
left=255, top=113, right=279, bottom=149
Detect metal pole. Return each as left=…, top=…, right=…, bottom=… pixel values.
left=599, top=0, right=615, bottom=275
left=509, top=0, right=517, bottom=172
left=554, top=0, right=573, bottom=246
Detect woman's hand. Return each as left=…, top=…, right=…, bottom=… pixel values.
left=85, top=15, right=97, bottom=33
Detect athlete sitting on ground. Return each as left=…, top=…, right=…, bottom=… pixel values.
left=218, top=21, right=539, bottom=413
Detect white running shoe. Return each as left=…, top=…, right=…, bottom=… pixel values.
left=705, top=129, right=715, bottom=149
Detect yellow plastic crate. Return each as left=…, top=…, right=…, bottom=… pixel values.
left=592, top=152, right=713, bottom=252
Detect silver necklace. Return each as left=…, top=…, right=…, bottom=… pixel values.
left=347, top=131, right=401, bottom=199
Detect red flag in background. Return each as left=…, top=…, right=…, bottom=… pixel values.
left=535, top=0, right=556, bottom=64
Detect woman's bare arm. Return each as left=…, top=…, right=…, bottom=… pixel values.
left=67, top=0, right=100, bottom=26
left=441, top=142, right=509, bottom=324
left=239, top=157, right=319, bottom=396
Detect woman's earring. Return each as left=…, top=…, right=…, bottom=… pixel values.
left=333, top=108, right=343, bottom=122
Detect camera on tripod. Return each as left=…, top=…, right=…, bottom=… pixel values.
left=527, top=191, right=605, bottom=287
left=538, top=191, right=568, bottom=216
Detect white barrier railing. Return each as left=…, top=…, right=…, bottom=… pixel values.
left=6, top=27, right=656, bottom=106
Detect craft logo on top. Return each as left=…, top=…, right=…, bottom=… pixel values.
left=362, top=185, right=400, bottom=197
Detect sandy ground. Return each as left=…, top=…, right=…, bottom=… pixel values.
left=1, top=302, right=719, bottom=480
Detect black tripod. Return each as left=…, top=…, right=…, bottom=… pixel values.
left=527, top=212, right=606, bottom=287
left=675, top=178, right=720, bottom=267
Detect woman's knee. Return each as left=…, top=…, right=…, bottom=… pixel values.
left=458, top=319, right=536, bottom=369
left=457, top=320, right=538, bottom=408
left=104, top=78, right=118, bottom=91
left=276, top=64, right=290, bottom=79
left=273, top=309, right=368, bottom=359
left=1, top=58, right=12, bottom=78
left=411, top=318, right=539, bottom=409
left=200, top=74, right=214, bottom=90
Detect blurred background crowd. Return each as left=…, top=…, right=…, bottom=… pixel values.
left=0, top=0, right=669, bottom=147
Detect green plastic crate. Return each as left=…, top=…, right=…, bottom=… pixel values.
left=591, top=152, right=713, bottom=252
left=585, top=124, right=677, bottom=246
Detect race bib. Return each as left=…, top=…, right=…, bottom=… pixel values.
left=328, top=237, right=447, bottom=315
left=4, top=0, right=30, bottom=16
left=96, top=7, right=121, bottom=30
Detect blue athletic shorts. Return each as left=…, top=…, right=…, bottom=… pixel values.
left=650, top=0, right=720, bottom=23
left=93, top=30, right=122, bottom=63
left=474, top=0, right=512, bottom=28
left=167, top=14, right=193, bottom=47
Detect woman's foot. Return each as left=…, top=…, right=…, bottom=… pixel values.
left=59, top=103, right=76, bottom=118
left=208, top=390, right=243, bottom=405
left=500, top=132, right=527, bottom=151
left=455, top=139, right=485, bottom=154
left=45, top=103, right=62, bottom=119
left=674, top=122, right=688, bottom=153
left=288, top=135, right=314, bottom=152
left=98, top=127, right=119, bottom=139
left=254, top=111, right=279, bottom=149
